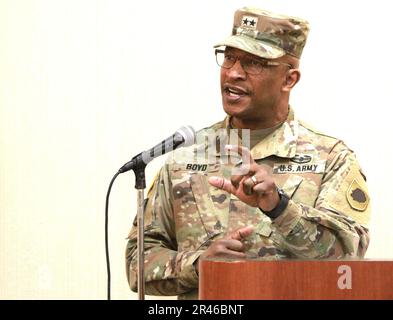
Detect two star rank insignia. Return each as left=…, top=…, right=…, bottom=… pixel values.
left=242, top=16, right=258, bottom=29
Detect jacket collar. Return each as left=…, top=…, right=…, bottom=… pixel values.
left=213, top=107, right=298, bottom=160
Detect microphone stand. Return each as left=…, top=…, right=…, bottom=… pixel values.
left=113, top=126, right=194, bottom=301
left=132, top=160, right=147, bottom=300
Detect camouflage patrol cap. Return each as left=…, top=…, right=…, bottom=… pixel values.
left=214, top=7, right=310, bottom=59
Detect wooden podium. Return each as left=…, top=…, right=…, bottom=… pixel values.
left=199, top=259, right=393, bottom=300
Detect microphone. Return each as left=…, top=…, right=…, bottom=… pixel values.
left=118, top=125, right=196, bottom=174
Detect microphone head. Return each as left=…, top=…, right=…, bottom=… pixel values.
left=176, top=125, right=196, bottom=147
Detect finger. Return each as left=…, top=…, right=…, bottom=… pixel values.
left=220, top=239, right=245, bottom=252
left=208, top=176, right=237, bottom=195
left=243, top=175, right=260, bottom=196
left=229, top=226, right=254, bottom=241
left=225, top=145, right=255, bottom=166
left=232, top=163, right=255, bottom=177
left=230, top=164, right=255, bottom=188
left=244, top=168, right=271, bottom=195
left=201, top=243, right=247, bottom=260
left=219, top=250, right=247, bottom=260
left=253, top=181, right=276, bottom=196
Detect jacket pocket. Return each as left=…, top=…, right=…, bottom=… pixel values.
left=189, top=173, right=226, bottom=242
left=171, top=163, right=226, bottom=251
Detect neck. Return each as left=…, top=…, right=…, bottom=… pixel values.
left=231, top=105, right=289, bottom=129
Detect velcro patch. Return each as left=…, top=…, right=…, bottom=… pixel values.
left=241, top=15, right=258, bottom=29
left=291, top=154, right=312, bottom=164
left=346, top=179, right=369, bottom=212
left=186, top=163, right=208, bottom=171
left=273, top=163, right=324, bottom=174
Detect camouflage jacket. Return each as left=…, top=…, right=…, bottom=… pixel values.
left=126, top=108, right=371, bottom=299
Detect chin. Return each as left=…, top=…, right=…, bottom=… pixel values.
left=222, top=103, right=247, bottom=118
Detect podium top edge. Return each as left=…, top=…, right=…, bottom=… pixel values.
left=200, top=258, right=393, bottom=263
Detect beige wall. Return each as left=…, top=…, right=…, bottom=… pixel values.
left=1, top=0, right=392, bottom=300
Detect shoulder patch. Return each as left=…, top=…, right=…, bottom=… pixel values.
left=346, top=179, right=370, bottom=212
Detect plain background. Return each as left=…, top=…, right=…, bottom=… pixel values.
left=1, top=0, right=392, bottom=299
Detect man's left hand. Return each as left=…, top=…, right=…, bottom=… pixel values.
left=208, top=145, right=280, bottom=212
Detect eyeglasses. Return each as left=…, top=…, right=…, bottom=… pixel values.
left=215, top=49, right=293, bottom=75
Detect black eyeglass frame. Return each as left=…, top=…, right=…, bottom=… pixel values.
left=215, top=49, right=293, bottom=74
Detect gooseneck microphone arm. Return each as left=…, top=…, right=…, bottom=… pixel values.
left=118, top=128, right=193, bottom=173
left=105, top=126, right=195, bottom=300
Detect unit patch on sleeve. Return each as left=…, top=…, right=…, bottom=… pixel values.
left=346, top=178, right=370, bottom=212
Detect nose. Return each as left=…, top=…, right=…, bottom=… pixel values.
left=226, top=59, right=247, bottom=80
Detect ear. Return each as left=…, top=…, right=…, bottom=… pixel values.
left=282, top=69, right=301, bottom=92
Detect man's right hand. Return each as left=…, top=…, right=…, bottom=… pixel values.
left=194, top=225, right=254, bottom=274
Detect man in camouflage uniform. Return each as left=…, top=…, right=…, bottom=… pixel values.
left=126, top=7, right=371, bottom=300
